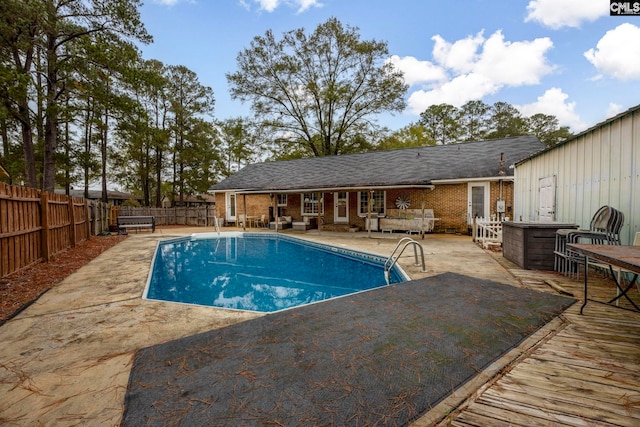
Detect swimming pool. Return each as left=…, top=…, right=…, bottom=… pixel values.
left=144, top=232, right=408, bottom=313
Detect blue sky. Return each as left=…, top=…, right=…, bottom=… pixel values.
left=139, top=0, right=640, bottom=133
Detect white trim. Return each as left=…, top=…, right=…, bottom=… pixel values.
left=300, top=192, right=325, bottom=216
left=357, top=190, right=387, bottom=217
left=334, top=191, right=349, bottom=223
left=225, top=192, right=237, bottom=222
left=432, top=176, right=513, bottom=184
left=468, top=182, right=490, bottom=220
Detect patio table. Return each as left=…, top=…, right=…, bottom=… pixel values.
left=245, top=216, right=258, bottom=228
left=567, top=243, right=640, bottom=314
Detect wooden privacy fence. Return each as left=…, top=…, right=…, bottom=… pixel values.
left=88, top=199, right=111, bottom=236
left=0, top=182, right=110, bottom=278
left=114, top=205, right=218, bottom=227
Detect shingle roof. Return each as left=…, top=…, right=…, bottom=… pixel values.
left=54, top=189, right=142, bottom=200
left=210, top=136, right=545, bottom=193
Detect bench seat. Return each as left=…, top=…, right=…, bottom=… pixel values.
left=117, top=216, right=156, bottom=234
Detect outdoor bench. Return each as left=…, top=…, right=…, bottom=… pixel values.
left=117, top=215, right=156, bottom=234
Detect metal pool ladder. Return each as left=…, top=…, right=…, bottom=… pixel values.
left=384, top=237, right=427, bottom=284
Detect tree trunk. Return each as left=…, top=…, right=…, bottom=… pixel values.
left=101, top=105, right=109, bottom=203
left=0, top=116, right=8, bottom=157
left=42, top=32, right=58, bottom=192
left=84, top=101, right=93, bottom=199
left=18, top=101, right=37, bottom=188
left=155, top=147, right=162, bottom=207
left=20, top=120, right=37, bottom=187
left=143, top=140, right=150, bottom=206
left=64, top=102, right=71, bottom=195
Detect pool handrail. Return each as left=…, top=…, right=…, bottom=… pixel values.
left=384, top=237, right=427, bottom=284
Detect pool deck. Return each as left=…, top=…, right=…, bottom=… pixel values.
left=0, top=227, right=638, bottom=426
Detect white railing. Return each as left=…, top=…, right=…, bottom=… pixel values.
left=475, top=217, right=503, bottom=249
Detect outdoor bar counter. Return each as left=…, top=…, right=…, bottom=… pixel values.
left=503, top=221, right=577, bottom=270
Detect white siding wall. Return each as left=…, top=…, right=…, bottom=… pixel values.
left=514, top=107, right=640, bottom=245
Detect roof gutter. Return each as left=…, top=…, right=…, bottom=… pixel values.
left=214, top=184, right=435, bottom=195
left=431, top=176, right=514, bottom=184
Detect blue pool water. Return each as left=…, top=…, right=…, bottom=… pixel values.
left=144, top=233, right=407, bottom=313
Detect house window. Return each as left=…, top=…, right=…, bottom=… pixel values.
left=277, top=194, right=287, bottom=207
left=302, top=193, right=324, bottom=215
left=358, top=191, right=386, bottom=215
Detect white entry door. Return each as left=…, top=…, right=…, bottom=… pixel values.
left=226, top=193, right=237, bottom=223
left=468, top=182, right=490, bottom=221
left=334, top=192, right=349, bottom=223
left=538, top=176, right=556, bottom=221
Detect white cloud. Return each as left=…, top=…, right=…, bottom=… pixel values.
left=397, top=30, right=554, bottom=114
left=475, top=32, right=553, bottom=86
left=250, top=0, right=322, bottom=13
left=153, top=0, right=183, bottom=5
left=408, top=74, right=497, bottom=109
left=584, top=23, right=640, bottom=81
left=295, top=0, right=322, bottom=12
left=524, top=0, right=606, bottom=29
left=386, top=55, right=447, bottom=87
left=432, top=32, right=484, bottom=74
left=255, top=0, right=279, bottom=12
left=606, top=102, right=624, bottom=119
left=516, top=88, right=587, bottom=131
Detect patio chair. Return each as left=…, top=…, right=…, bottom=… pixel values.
left=255, top=214, right=266, bottom=228
left=554, top=206, right=612, bottom=275
left=562, top=206, right=625, bottom=279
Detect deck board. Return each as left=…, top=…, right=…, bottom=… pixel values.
left=427, top=259, right=640, bottom=427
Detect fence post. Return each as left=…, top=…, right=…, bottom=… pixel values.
left=472, top=216, right=477, bottom=242
left=68, top=197, right=77, bottom=246
left=41, top=192, right=50, bottom=262
left=85, top=199, right=91, bottom=237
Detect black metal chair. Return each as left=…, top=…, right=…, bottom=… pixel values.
left=554, top=206, right=612, bottom=275
left=564, top=207, right=625, bottom=279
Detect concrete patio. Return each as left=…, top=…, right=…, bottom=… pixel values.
left=0, top=227, right=638, bottom=426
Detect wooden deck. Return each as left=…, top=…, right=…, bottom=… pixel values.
left=429, top=263, right=640, bottom=426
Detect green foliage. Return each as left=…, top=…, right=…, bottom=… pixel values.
left=227, top=17, right=408, bottom=157
left=177, top=117, right=219, bottom=195
left=0, top=0, right=151, bottom=191
left=0, top=1, right=576, bottom=200
left=527, top=113, right=573, bottom=147
left=419, top=104, right=462, bottom=145
left=487, top=102, right=529, bottom=139
left=419, top=100, right=573, bottom=146
left=217, top=117, right=267, bottom=176
left=375, top=124, right=436, bottom=151
left=459, top=100, right=491, bottom=141
left=165, top=65, right=216, bottom=200
left=121, top=198, right=141, bottom=207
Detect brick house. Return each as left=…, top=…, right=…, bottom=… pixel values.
left=209, top=136, right=545, bottom=233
